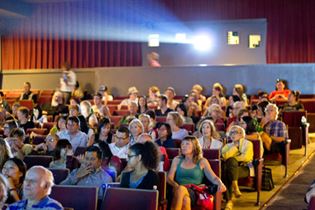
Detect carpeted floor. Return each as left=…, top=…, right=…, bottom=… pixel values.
left=263, top=153, right=315, bottom=210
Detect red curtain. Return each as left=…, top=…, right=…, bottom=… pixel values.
left=2, top=0, right=315, bottom=69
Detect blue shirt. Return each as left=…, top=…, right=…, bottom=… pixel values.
left=8, top=196, right=63, bottom=210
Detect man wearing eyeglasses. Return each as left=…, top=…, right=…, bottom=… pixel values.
left=108, top=126, right=130, bottom=159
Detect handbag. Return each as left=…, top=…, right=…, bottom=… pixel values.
left=262, top=167, right=274, bottom=191
left=185, top=184, right=214, bottom=210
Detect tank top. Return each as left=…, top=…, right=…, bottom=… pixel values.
left=175, top=158, right=204, bottom=185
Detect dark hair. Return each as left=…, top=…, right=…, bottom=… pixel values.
left=145, top=110, right=156, bottom=120
left=291, top=90, right=301, bottom=100
left=175, top=103, right=187, bottom=117
left=53, top=139, right=72, bottom=161
left=86, top=146, right=103, bottom=160
left=5, top=158, right=27, bottom=184
left=24, top=82, right=31, bottom=87
left=157, top=122, right=172, bottom=139
left=117, top=125, right=130, bottom=137
left=95, top=118, right=112, bottom=143
left=237, top=109, right=249, bottom=120
left=4, top=120, right=18, bottom=131
left=258, top=91, right=268, bottom=98
left=56, top=116, right=67, bottom=130
left=129, top=142, right=160, bottom=170
left=67, top=116, right=80, bottom=125
left=138, top=96, right=148, bottom=112
left=17, top=107, right=30, bottom=118
left=241, top=116, right=257, bottom=134
left=94, top=92, right=102, bottom=99
left=275, top=79, right=288, bottom=90
left=231, top=95, right=241, bottom=103
left=159, top=94, right=168, bottom=103
left=0, top=92, right=4, bottom=97
left=9, top=128, right=25, bottom=139
left=257, top=101, right=269, bottom=116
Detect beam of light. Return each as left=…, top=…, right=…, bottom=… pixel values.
left=192, top=34, right=213, bottom=52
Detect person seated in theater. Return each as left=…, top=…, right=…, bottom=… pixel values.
left=167, top=111, right=188, bottom=140
left=155, top=122, right=175, bottom=148
left=233, top=83, right=248, bottom=106
left=198, top=119, right=223, bottom=150
left=257, top=91, right=269, bottom=103
left=260, top=103, right=288, bottom=153
left=147, top=51, right=161, bottom=68
left=203, top=104, right=226, bottom=132
left=91, top=92, right=111, bottom=118
left=49, top=139, right=73, bottom=169
left=71, top=81, right=84, bottom=101
left=191, top=84, right=206, bottom=104
left=62, top=116, right=88, bottom=152
left=221, top=125, right=253, bottom=210
left=182, top=92, right=202, bottom=124
left=226, top=95, right=240, bottom=121
left=167, top=136, right=226, bottom=210
left=139, top=114, right=157, bottom=141
left=147, top=86, right=160, bottom=107
left=120, top=101, right=139, bottom=125
left=137, top=96, right=148, bottom=114
left=45, top=91, right=68, bottom=120
left=16, top=107, right=34, bottom=133
left=155, top=94, right=173, bottom=117
left=61, top=146, right=112, bottom=196
left=164, top=87, right=179, bottom=110
left=120, top=140, right=160, bottom=189
left=208, top=82, right=227, bottom=108
left=226, top=101, right=246, bottom=130
left=281, top=90, right=304, bottom=112
left=32, top=134, right=59, bottom=156
left=108, top=126, right=130, bottom=159
left=128, top=119, right=144, bottom=145
left=7, top=128, right=33, bottom=159
left=0, top=92, right=11, bottom=113
left=175, top=103, right=193, bottom=125
left=68, top=104, right=89, bottom=134
left=118, top=86, right=139, bottom=110
left=8, top=166, right=63, bottom=210
left=19, top=82, right=37, bottom=103
left=97, top=85, right=113, bottom=105
left=269, top=79, right=291, bottom=102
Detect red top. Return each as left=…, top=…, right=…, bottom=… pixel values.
left=269, top=89, right=291, bottom=100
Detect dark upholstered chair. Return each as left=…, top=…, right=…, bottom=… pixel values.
left=74, top=146, right=87, bottom=156
left=23, top=155, right=53, bottom=169
left=158, top=171, right=167, bottom=210
left=50, top=185, right=98, bottom=210
left=101, top=188, right=158, bottom=210
left=165, top=148, right=180, bottom=160
left=49, top=168, right=70, bottom=184
left=238, top=140, right=263, bottom=206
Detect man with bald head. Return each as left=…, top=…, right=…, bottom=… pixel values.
left=8, top=166, right=63, bottom=210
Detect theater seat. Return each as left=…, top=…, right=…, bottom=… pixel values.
left=49, top=168, right=70, bottom=184
left=23, top=155, right=53, bottom=169
left=165, top=148, right=180, bottom=160
left=50, top=185, right=98, bottom=210
left=101, top=188, right=158, bottom=210
left=308, top=196, right=315, bottom=210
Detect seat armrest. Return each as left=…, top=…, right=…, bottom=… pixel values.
left=214, top=190, right=222, bottom=210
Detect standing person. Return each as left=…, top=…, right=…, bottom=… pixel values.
left=60, top=62, right=76, bottom=104
left=8, top=166, right=63, bottom=210
left=147, top=52, right=161, bottom=67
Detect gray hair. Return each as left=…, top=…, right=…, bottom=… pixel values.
left=28, top=166, right=54, bottom=195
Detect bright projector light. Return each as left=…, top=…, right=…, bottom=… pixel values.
left=192, top=34, right=212, bottom=51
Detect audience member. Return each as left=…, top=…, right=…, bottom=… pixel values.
left=198, top=119, right=222, bottom=150
left=61, top=146, right=112, bottom=198
left=0, top=138, right=13, bottom=170
left=139, top=114, right=157, bottom=140
left=233, top=83, right=248, bottom=105
left=120, top=101, right=139, bottom=125
left=19, top=82, right=37, bottom=102
left=204, top=104, right=226, bottom=132
left=128, top=118, right=144, bottom=145
left=3, top=120, right=18, bottom=138
left=137, top=96, right=148, bottom=114
left=49, top=139, right=73, bottom=169
left=2, top=158, right=27, bottom=204
left=269, top=79, right=291, bottom=102
left=221, top=125, right=253, bottom=210
left=155, top=95, right=173, bottom=117
left=16, top=107, right=35, bottom=133
left=120, top=141, right=160, bottom=189
left=92, top=93, right=111, bottom=118
left=147, top=86, right=160, bottom=107
left=164, top=87, right=179, bottom=110
left=118, top=86, right=139, bottom=110
left=108, top=126, right=130, bottom=159
left=167, top=112, right=188, bottom=140
left=0, top=174, right=8, bottom=209
left=282, top=90, right=304, bottom=112
left=8, top=166, right=63, bottom=209
left=63, top=116, right=88, bottom=152
left=98, top=85, right=113, bottom=105
left=155, top=122, right=175, bottom=148
left=32, top=134, right=59, bottom=156
left=71, top=81, right=84, bottom=100
left=175, top=103, right=193, bottom=124
left=94, top=118, right=113, bottom=144
left=167, top=136, right=226, bottom=210
left=0, top=92, right=10, bottom=112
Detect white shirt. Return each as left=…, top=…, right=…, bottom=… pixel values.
left=172, top=128, right=188, bottom=140
left=108, top=143, right=129, bottom=159
left=61, top=130, right=88, bottom=152
left=198, top=136, right=223, bottom=150
left=60, top=70, right=76, bottom=92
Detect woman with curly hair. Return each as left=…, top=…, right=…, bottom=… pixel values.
left=120, top=141, right=160, bottom=189
left=167, top=136, right=226, bottom=210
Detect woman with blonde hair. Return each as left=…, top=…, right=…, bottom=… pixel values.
left=166, top=111, right=188, bottom=140
left=128, top=118, right=144, bottom=145
left=198, top=120, right=222, bottom=150
left=168, top=136, right=226, bottom=210
left=147, top=86, right=160, bottom=107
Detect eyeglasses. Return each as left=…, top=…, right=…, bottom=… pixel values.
left=229, top=130, right=241, bottom=136
left=115, top=135, right=128, bottom=141
left=127, top=154, right=137, bottom=159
